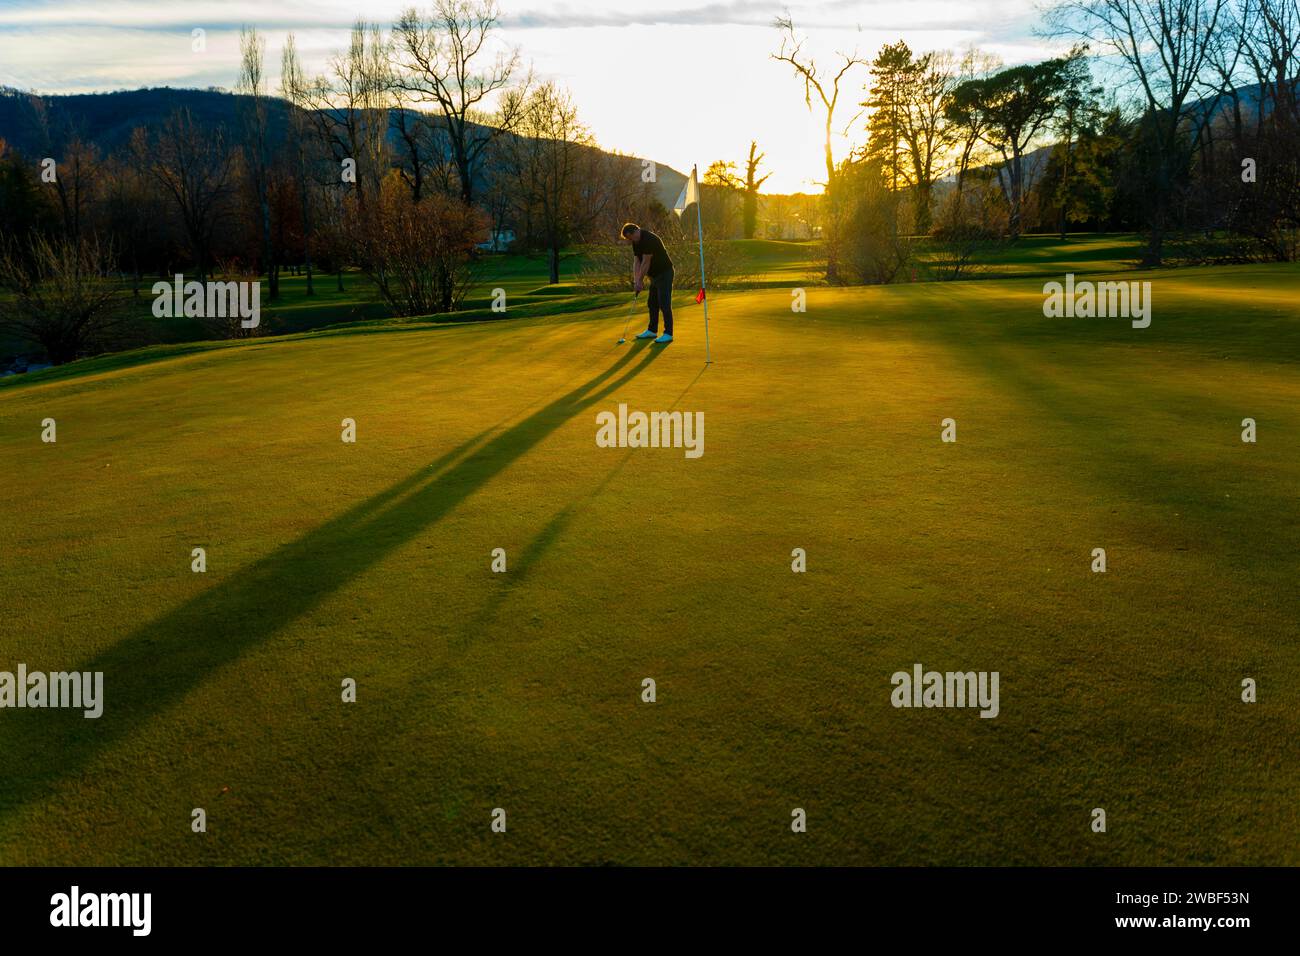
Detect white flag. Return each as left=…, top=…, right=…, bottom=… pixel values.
left=673, top=167, right=699, bottom=218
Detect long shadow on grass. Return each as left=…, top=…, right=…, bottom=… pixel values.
left=458, top=448, right=638, bottom=647
left=459, top=367, right=706, bottom=640
left=0, top=343, right=664, bottom=825
left=911, top=322, right=1300, bottom=564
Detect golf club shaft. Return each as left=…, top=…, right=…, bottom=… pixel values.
left=620, top=291, right=638, bottom=340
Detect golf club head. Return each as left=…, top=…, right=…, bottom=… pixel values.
left=617, top=338, right=626, bottom=344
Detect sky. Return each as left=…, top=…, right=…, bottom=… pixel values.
left=0, top=0, right=1072, bottom=194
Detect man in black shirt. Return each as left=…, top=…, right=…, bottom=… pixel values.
left=621, top=222, right=674, bottom=344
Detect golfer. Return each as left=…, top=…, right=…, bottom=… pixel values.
left=621, top=222, right=674, bottom=344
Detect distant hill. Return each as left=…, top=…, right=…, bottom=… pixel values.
left=0, top=85, right=689, bottom=210
left=936, top=79, right=1281, bottom=194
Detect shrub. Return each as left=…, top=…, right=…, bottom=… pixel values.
left=347, top=175, right=487, bottom=317
left=0, top=234, right=131, bottom=364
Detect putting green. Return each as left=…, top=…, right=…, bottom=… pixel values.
left=0, top=262, right=1296, bottom=865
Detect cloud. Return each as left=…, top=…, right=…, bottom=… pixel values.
left=506, top=0, right=1053, bottom=32
left=0, top=0, right=1062, bottom=191
left=0, top=0, right=367, bottom=30
left=506, top=0, right=782, bottom=30
left=0, top=0, right=1054, bottom=34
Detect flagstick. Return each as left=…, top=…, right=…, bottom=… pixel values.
left=692, top=165, right=711, bottom=365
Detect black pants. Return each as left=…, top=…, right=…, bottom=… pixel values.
left=646, top=269, right=674, bottom=335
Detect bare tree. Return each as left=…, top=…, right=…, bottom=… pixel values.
left=20, top=96, right=99, bottom=245
left=297, top=20, right=391, bottom=208
left=1238, top=0, right=1300, bottom=130
left=348, top=174, right=485, bottom=315
left=569, top=148, right=655, bottom=246
left=771, top=14, right=867, bottom=281
left=1048, top=0, right=1233, bottom=263
left=238, top=27, right=278, bottom=299
left=52, top=136, right=100, bottom=245
left=1225, top=0, right=1300, bottom=259
left=290, top=19, right=391, bottom=295
left=501, top=83, right=593, bottom=284
left=102, top=149, right=159, bottom=296
left=137, top=108, right=235, bottom=280
left=0, top=234, right=129, bottom=364
left=388, top=84, right=439, bottom=202
left=392, top=0, right=526, bottom=204
left=281, top=33, right=316, bottom=295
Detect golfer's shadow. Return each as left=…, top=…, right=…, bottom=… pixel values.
left=0, top=344, right=665, bottom=825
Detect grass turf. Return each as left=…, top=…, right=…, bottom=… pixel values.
left=0, top=261, right=1296, bottom=865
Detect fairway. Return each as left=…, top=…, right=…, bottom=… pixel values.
left=1, top=263, right=1297, bottom=866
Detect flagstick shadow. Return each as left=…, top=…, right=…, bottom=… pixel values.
left=456, top=448, right=638, bottom=648
left=461, top=357, right=706, bottom=642
left=670, top=366, right=707, bottom=407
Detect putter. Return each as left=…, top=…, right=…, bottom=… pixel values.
left=616, top=291, right=639, bottom=344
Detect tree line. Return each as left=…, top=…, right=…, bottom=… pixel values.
left=0, top=0, right=668, bottom=364
left=1, top=0, right=1296, bottom=365
left=766, top=0, right=1299, bottom=282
